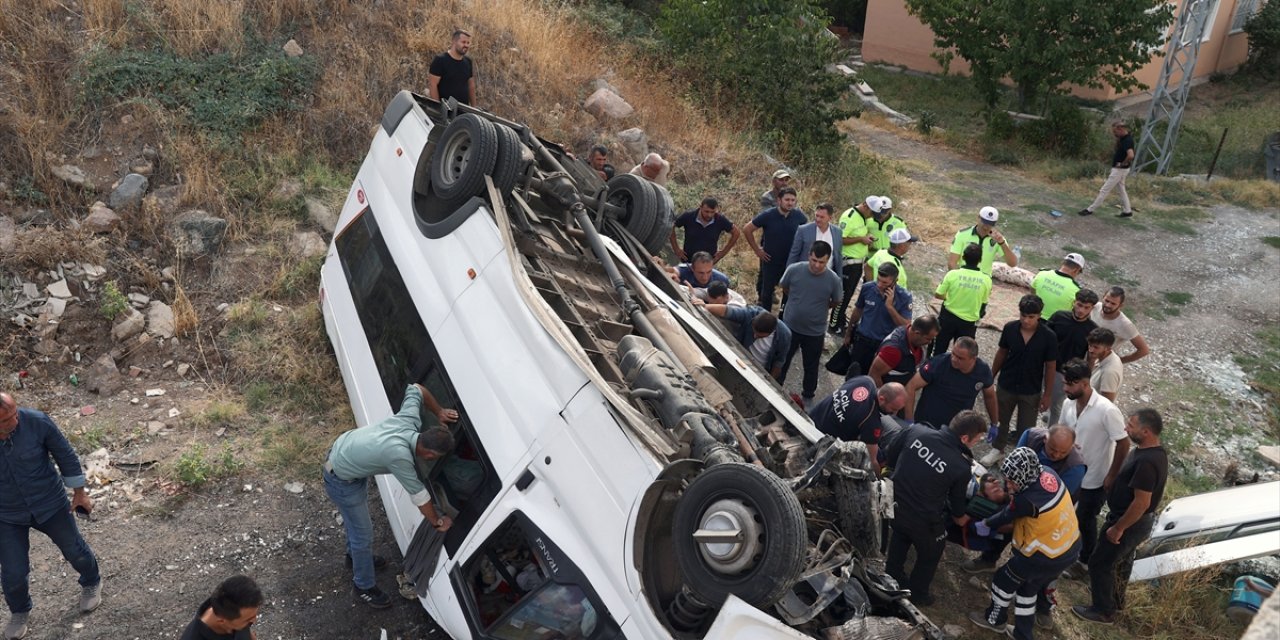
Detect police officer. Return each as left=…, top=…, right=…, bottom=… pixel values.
left=931, top=242, right=993, bottom=358
left=882, top=410, right=988, bottom=605
left=831, top=197, right=880, bottom=334
left=968, top=447, right=1081, bottom=640
left=1031, top=253, right=1085, bottom=318
left=866, top=196, right=905, bottom=254
left=948, top=206, right=1018, bottom=274
left=865, top=227, right=918, bottom=288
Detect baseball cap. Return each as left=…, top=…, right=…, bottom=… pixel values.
left=1064, top=252, right=1086, bottom=270
left=772, top=169, right=792, bottom=180
left=979, top=206, right=999, bottom=225
left=864, top=195, right=885, bottom=213
left=888, top=228, right=919, bottom=244
left=880, top=196, right=894, bottom=211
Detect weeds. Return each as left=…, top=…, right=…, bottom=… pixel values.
left=1121, top=567, right=1245, bottom=639
left=78, top=42, right=319, bottom=140
left=191, top=399, right=248, bottom=430
left=99, top=281, right=130, bottom=320
left=1235, top=326, right=1280, bottom=439
left=1263, top=236, right=1280, bottom=249
left=171, top=443, right=244, bottom=488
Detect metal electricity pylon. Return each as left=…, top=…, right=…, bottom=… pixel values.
left=1133, top=0, right=1215, bottom=175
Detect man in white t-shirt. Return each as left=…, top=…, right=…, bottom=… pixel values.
left=1058, top=359, right=1129, bottom=574
left=1087, top=328, right=1123, bottom=402
left=1090, top=287, right=1150, bottom=364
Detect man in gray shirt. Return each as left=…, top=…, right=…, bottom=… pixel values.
left=778, top=241, right=843, bottom=403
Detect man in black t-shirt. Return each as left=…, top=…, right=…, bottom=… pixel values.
left=904, top=337, right=998, bottom=430
left=1072, top=408, right=1168, bottom=625
left=990, top=294, right=1058, bottom=451
left=1079, top=122, right=1135, bottom=218
left=1045, top=289, right=1098, bottom=425
left=428, top=30, right=475, bottom=105
left=669, top=196, right=740, bottom=262
left=181, top=575, right=263, bottom=640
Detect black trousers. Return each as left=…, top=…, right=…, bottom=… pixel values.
left=831, top=261, right=864, bottom=330
left=780, top=331, right=825, bottom=399
left=1075, top=486, right=1107, bottom=563
left=929, top=305, right=978, bottom=358
left=885, top=519, right=947, bottom=601
left=981, top=546, right=1079, bottom=640
left=1089, top=513, right=1154, bottom=614
left=848, top=332, right=882, bottom=380
left=756, top=260, right=787, bottom=312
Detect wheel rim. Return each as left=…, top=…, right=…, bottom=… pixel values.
left=440, top=131, right=474, bottom=187
left=691, top=498, right=763, bottom=575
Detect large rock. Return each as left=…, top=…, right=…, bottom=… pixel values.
left=83, top=201, right=122, bottom=233
left=146, top=300, right=175, bottom=338
left=291, top=231, right=328, bottom=259
left=144, top=184, right=185, bottom=216
left=305, top=196, right=337, bottom=234
left=85, top=354, right=124, bottom=396
left=0, top=216, right=14, bottom=253
left=583, top=88, right=634, bottom=121
left=617, top=127, right=649, bottom=162
left=108, top=173, right=149, bottom=209
left=112, top=308, right=146, bottom=341
left=169, top=209, right=228, bottom=254
left=52, top=164, right=96, bottom=191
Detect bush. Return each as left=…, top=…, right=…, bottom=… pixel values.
left=1017, top=102, right=1094, bottom=157
left=916, top=110, right=938, bottom=135
left=1245, top=0, right=1280, bottom=76
left=657, top=0, right=853, bottom=166
left=77, top=42, right=318, bottom=140
left=99, top=281, right=130, bottom=320
left=983, top=143, right=1021, bottom=166
left=985, top=110, right=1016, bottom=140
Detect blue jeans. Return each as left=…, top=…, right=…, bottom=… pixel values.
left=323, top=465, right=376, bottom=589
left=0, top=507, right=100, bottom=614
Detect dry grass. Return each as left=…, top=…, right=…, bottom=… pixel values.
left=1, top=227, right=108, bottom=271
left=154, top=0, right=244, bottom=55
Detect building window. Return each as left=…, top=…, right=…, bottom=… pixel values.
left=1201, top=0, right=1222, bottom=42
left=1231, top=0, right=1262, bottom=32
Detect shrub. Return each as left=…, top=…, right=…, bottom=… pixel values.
left=1018, top=102, right=1094, bottom=157
left=916, top=110, right=938, bottom=135
left=99, top=281, right=130, bottom=320
left=657, top=0, right=853, bottom=166
left=985, top=110, right=1016, bottom=140
left=1244, top=0, right=1280, bottom=76
left=172, top=443, right=244, bottom=488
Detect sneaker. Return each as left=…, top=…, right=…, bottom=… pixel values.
left=3, top=612, right=28, bottom=640
left=1077, top=208, right=1093, bottom=216
left=1062, top=560, right=1088, bottom=580
left=345, top=553, right=389, bottom=571
left=1035, top=611, right=1055, bottom=630
left=961, top=556, right=997, bottom=574
left=353, top=584, right=393, bottom=609
left=79, top=582, right=102, bottom=613
left=968, top=610, right=1009, bottom=635
left=979, top=449, right=1003, bottom=467
left=1071, top=605, right=1115, bottom=624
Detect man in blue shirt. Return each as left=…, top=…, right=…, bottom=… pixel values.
left=743, top=187, right=807, bottom=311
left=675, top=252, right=731, bottom=290
left=698, top=301, right=792, bottom=381
left=0, top=393, right=102, bottom=640
left=669, top=197, right=740, bottom=263
left=842, top=262, right=913, bottom=379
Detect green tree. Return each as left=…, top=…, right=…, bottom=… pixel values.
left=658, top=0, right=852, bottom=164
left=1244, top=0, right=1280, bottom=76
left=904, top=0, right=1174, bottom=111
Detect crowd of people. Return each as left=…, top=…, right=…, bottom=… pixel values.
left=664, top=165, right=1166, bottom=639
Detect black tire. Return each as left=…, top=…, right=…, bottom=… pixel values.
left=644, top=182, right=677, bottom=255
left=605, top=174, right=658, bottom=247
left=835, top=476, right=881, bottom=559
left=491, top=123, right=523, bottom=196
left=672, top=462, right=807, bottom=609
left=430, top=113, right=499, bottom=201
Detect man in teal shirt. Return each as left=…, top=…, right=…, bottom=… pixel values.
left=324, top=383, right=458, bottom=608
